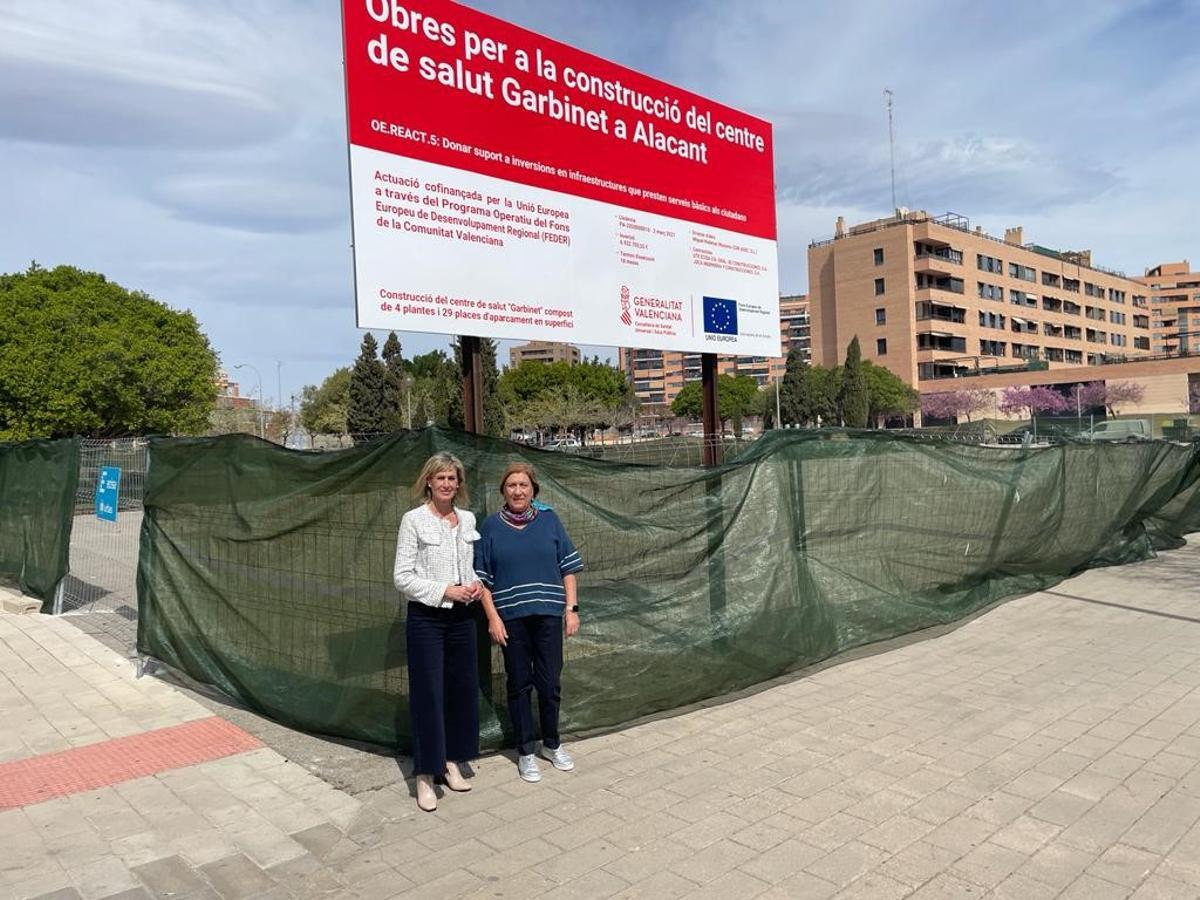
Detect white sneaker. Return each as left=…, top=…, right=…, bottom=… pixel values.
left=517, top=753, right=542, bottom=783
left=539, top=743, right=575, bottom=771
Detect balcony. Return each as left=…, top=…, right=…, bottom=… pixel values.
left=914, top=273, right=965, bottom=295
left=1010, top=316, right=1039, bottom=335
left=913, top=245, right=963, bottom=275
left=915, top=301, right=966, bottom=324
left=916, top=332, right=967, bottom=353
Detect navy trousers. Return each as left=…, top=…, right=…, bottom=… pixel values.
left=500, top=614, right=564, bottom=756
left=406, top=602, right=479, bottom=776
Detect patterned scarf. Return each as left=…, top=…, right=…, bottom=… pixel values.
left=499, top=504, right=537, bottom=526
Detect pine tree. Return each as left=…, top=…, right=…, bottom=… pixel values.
left=380, top=331, right=406, bottom=431
left=839, top=336, right=870, bottom=428
left=779, top=348, right=807, bottom=426
left=481, top=338, right=505, bottom=437
left=347, top=332, right=388, bottom=438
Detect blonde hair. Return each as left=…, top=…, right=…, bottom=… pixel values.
left=412, top=452, right=469, bottom=506
left=499, top=461, right=540, bottom=497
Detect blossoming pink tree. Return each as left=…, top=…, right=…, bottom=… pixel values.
left=1102, top=381, right=1145, bottom=416
left=921, top=389, right=994, bottom=423
left=998, top=386, right=1069, bottom=419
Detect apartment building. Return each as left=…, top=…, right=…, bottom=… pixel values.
left=1139, top=261, right=1200, bottom=355
left=808, top=210, right=1152, bottom=385
left=508, top=340, right=581, bottom=367
left=618, top=294, right=810, bottom=406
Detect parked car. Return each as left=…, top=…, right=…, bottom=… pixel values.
left=1079, top=419, right=1151, bottom=441
left=542, top=437, right=582, bottom=451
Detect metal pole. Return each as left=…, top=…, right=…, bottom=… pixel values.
left=461, top=335, right=484, bottom=434
left=276, top=361, right=283, bottom=418
left=775, top=374, right=783, bottom=429
left=701, top=353, right=720, bottom=466
left=233, top=363, right=264, bottom=439
left=884, top=88, right=896, bottom=212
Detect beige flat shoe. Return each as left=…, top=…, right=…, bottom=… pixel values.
left=415, top=774, right=437, bottom=812
left=444, top=761, right=472, bottom=792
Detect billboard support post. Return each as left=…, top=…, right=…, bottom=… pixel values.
left=701, top=353, right=720, bottom=466
left=460, top=335, right=484, bottom=435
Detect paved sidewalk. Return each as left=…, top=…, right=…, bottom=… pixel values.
left=2, top=544, right=1200, bottom=899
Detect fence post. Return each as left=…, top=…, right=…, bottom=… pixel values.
left=52, top=579, right=65, bottom=616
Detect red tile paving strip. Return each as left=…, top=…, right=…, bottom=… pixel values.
left=0, top=716, right=263, bottom=809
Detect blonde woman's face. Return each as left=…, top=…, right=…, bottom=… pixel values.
left=502, top=473, right=533, bottom=513
left=427, top=468, right=459, bottom=504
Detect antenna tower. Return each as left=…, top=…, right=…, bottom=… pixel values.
left=884, top=88, right=896, bottom=212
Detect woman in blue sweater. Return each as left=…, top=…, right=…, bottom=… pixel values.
left=475, top=461, right=584, bottom=783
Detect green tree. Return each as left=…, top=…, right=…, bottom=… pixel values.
left=347, top=333, right=388, bottom=437
left=670, top=381, right=703, bottom=419
left=298, top=367, right=351, bottom=434
left=670, top=374, right=761, bottom=434
left=838, top=336, right=870, bottom=428
left=778, top=349, right=807, bottom=426
left=380, top=331, right=406, bottom=431
left=499, top=359, right=634, bottom=443
left=779, top=354, right=840, bottom=427
left=0, top=263, right=218, bottom=439
left=863, top=361, right=919, bottom=427
left=407, top=349, right=458, bottom=428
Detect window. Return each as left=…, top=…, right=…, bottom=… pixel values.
left=1108, top=288, right=1126, bottom=304
left=876, top=338, right=887, bottom=356
left=1063, top=278, right=1080, bottom=293
left=978, top=282, right=1003, bottom=301
left=1084, top=282, right=1104, bottom=298
left=1134, top=336, right=1150, bottom=350
left=1010, top=290, right=1036, bottom=308
left=1109, top=311, right=1126, bottom=325
left=875, top=307, right=886, bottom=325
left=979, top=311, right=1006, bottom=330
left=977, top=253, right=1003, bottom=274
left=1008, top=262, right=1036, bottom=282
left=873, top=247, right=884, bottom=265
left=1042, top=272, right=1061, bottom=287
left=1065, top=349, right=1083, bottom=364
left=1111, top=334, right=1127, bottom=348
left=979, top=339, right=1007, bottom=357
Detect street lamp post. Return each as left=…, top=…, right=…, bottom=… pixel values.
left=233, top=363, right=264, bottom=439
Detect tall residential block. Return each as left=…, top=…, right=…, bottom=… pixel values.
left=508, top=340, right=581, bottom=367
left=1139, top=261, right=1200, bottom=354
left=808, top=210, right=1153, bottom=385
left=618, top=294, right=810, bottom=406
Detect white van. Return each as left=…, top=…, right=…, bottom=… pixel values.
left=1081, top=419, right=1151, bottom=441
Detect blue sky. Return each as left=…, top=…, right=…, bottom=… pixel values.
left=2, top=0, right=1198, bottom=406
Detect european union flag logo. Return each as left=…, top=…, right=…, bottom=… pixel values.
left=703, top=296, right=738, bottom=335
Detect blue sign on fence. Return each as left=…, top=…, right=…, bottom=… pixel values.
left=96, top=466, right=121, bottom=522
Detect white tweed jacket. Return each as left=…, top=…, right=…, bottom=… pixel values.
left=393, top=504, right=480, bottom=609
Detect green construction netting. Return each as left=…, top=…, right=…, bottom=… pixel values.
left=0, top=437, right=80, bottom=608
left=136, top=429, right=1200, bottom=752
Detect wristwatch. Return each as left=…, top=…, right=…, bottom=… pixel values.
left=569, top=605, right=579, bottom=613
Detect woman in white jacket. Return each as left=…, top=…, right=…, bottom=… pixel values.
left=393, top=452, right=482, bottom=812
